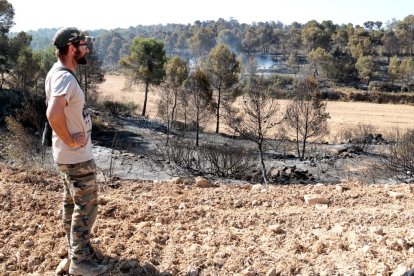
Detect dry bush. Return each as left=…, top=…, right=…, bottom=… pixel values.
left=200, top=143, right=255, bottom=178
left=97, top=96, right=139, bottom=117
left=379, top=129, right=414, bottom=180
left=157, top=138, right=255, bottom=179
left=1, top=116, right=49, bottom=168
left=334, top=123, right=377, bottom=151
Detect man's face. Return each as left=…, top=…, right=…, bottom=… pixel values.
left=74, top=40, right=89, bottom=65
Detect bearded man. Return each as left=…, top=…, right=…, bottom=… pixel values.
left=45, top=27, right=107, bottom=276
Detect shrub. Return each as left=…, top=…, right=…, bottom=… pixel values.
left=158, top=138, right=255, bottom=179
left=97, top=97, right=139, bottom=117
left=1, top=116, right=44, bottom=167
left=379, top=129, right=414, bottom=180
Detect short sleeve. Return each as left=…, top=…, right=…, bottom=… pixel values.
left=50, top=71, right=78, bottom=102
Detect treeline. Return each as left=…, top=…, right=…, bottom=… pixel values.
left=20, top=15, right=414, bottom=89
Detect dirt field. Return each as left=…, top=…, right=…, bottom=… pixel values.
left=98, top=75, right=414, bottom=138
left=1, top=164, right=414, bottom=275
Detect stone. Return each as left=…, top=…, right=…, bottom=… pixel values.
left=24, top=240, right=35, bottom=248
left=170, top=177, right=184, bottom=184
left=186, top=266, right=199, bottom=276
left=54, top=258, right=70, bottom=275
left=268, top=224, right=285, bottom=234
left=266, top=268, right=277, bottom=276
left=304, top=194, right=329, bottom=205
left=195, top=177, right=213, bottom=188
left=388, top=191, right=404, bottom=199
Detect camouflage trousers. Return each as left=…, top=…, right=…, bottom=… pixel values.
left=58, top=159, right=98, bottom=262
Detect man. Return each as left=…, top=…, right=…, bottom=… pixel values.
left=45, top=27, right=107, bottom=276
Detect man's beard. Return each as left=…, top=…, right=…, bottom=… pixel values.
left=74, top=49, right=88, bottom=65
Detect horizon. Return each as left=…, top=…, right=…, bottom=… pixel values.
left=7, top=0, right=413, bottom=33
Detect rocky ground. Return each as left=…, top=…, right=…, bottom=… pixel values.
left=1, top=164, right=414, bottom=275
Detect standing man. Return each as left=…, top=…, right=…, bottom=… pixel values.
left=46, top=27, right=107, bottom=276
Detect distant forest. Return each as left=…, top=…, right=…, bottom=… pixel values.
left=8, top=16, right=408, bottom=87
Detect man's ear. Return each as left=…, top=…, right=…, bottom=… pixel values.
left=69, top=44, right=76, bottom=53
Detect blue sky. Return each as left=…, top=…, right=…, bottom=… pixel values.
left=8, top=0, right=413, bottom=32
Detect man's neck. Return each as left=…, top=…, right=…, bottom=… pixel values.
left=58, top=57, right=77, bottom=72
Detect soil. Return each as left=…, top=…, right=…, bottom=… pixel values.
left=1, top=164, right=414, bottom=275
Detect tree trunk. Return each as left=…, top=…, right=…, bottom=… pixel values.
left=196, top=108, right=200, bottom=146
left=301, top=137, right=307, bottom=160
left=142, top=79, right=149, bottom=117
left=171, top=88, right=178, bottom=128
left=215, top=88, right=221, bottom=133
left=258, top=141, right=268, bottom=184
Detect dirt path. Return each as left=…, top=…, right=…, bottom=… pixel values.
left=1, top=164, right=414, bottom=275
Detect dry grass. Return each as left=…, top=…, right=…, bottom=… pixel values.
left=98, top=75, right=414, bottom=139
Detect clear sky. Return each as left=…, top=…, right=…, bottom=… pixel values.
left=7, top=0, right=414, bottom=32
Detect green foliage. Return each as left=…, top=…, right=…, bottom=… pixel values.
left=188, top=27, right=216, bottom=58
left=387, top=56, right=399, bottom=84
left=120, top=37, right=166, bottom=84
left=355, top=55, right=375, bottom=84
left=164, top=56, right=188, bottom=87
left=120, top=37, right=167, bottom=116
left=0, top=0, right=14, bottom=35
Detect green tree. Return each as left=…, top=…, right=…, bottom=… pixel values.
left=400, top=57, right=414, bottom=85
left=188, top=27, right=216, bottom=59
left=382, top=30, right=400, bottom=62
left=0, top=0, right=14, bottom=35
left=119, top=37, right=167, bottom=117
left=206, top=43, right=240, bottom=133
left=0, top=0, right=14, bottom=89
left=388, top=56, right=399, bottom=85
left=308, top=47, right=333, bottom=79
left=396, top=15, right=414, bottom=57
left=355, top=54, right=375, bottom=84
left=242, top=27, right=259, bottom=54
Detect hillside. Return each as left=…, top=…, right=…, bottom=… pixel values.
left=1, top=164, right=414, bottom=275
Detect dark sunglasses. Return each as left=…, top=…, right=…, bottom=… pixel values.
left=77, top=43, right=89, bottom=48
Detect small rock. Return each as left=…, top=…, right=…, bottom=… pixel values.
left=233, top=200, right=243, bottom=208
left=266, top=268, right=277, bottom=276
left=186, top=266, right=199, bottom=276
left=362, top=245, right=371, bottom=254
left=251, top=184, right=263, bottom=191
left=304, top=194, right=329, bottom=205
left=55, top=258, right=70, bottom=275
left=397, top=238, right=408, bottom=249
left=388, top=191, right=404, bottom=199
left=238, top=266, right=257, bottom=276
left=170, top=177, right=184, bottom=184
left=57, top=247, right=68, bottom=257
left=391, top=265, right=407, bottom=276
left=24, top=240, right=34, bottom=248
left=371, top=227, right=385, bottom=236
left=0, top=253, right=4, bottom=261
left=195, top=177, right=213, bottom=188
left=335, top=185, right=344, bottom=193
left=268, top=224, right=285, bottom=234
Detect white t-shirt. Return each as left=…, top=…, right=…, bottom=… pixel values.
left=45, top=61, right=93, bottom=164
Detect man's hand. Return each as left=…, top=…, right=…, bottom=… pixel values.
left=71, top=132, right=86, bottom=147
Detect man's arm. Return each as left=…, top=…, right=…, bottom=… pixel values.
left=46, top=95, right=86, bottom=147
